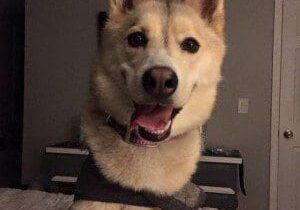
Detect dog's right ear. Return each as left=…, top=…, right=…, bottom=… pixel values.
left=109, top=0, right=134, bottom=15
left=183, top=0, right=225, bottom=35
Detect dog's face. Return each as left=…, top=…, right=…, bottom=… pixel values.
left=94, top=0, right=225, bottom=147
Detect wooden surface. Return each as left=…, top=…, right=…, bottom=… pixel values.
left=0, top=188, right=73, bottom=210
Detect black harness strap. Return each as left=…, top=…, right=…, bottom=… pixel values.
left=74, top=155, right=204, bottom=210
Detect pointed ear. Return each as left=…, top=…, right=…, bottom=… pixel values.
left=109, top=0, right=134, bottom=15
left=184, top=0, right=225, bottom=35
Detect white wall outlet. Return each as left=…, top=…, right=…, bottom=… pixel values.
left=238, top=98, right=249, bottom=114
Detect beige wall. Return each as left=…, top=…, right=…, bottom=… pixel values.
left=207, top=1, right=274, bottom=210
left=24, top=0, right=274, bottom=209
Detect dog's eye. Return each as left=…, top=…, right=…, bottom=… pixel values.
left=181, top=38, right=200, bottom=54
left=127, top=32, right=148, bottom=48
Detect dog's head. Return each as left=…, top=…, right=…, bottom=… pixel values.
left=93, top=0, right=225, bottom=147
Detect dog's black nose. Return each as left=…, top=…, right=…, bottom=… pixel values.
left=142, top=67, right=178, bottom=99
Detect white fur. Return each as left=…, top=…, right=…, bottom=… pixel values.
left=71, top=0, right=226, bottom=209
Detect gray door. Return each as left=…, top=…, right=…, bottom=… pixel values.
left=278, top=0, right=300, bottom=209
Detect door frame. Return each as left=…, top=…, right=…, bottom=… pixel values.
left=270, top=0, right=283, bottom=209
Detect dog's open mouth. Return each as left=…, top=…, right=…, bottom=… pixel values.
left=128, top=104, right=181, bottom=147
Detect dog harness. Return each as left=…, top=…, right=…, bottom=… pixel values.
left=74, top=155, right=205, bottom=210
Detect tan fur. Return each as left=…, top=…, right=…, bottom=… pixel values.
left=71, top=0, right=225, bottom=209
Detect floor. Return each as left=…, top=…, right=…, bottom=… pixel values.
left=0, top=188, right=73, bottom=210
left=0, top=188, right=218, bottom=210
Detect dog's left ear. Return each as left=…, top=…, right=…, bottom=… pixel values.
left=183, top=0, right=225, bottom=35
left=109, top=0, right=135, bottom=20
left=110, top=0, right=133, bottom=14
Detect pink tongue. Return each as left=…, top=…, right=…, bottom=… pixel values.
left=133, top=105, right=173, bottom=130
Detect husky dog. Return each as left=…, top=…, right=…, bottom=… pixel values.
left=71, top=0, right=225, bottom=209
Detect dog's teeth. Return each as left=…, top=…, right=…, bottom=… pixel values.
left=165, top=121, right=171, bottom=130
left=143, top=127, right=167, bottom=135
left=158, top=129, right=164, bottom=134
left=146, top=128, right=159, bottom=134
left=137, top=139, right=146, bottom=145
left=151, top=129, right=162, bottom=135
